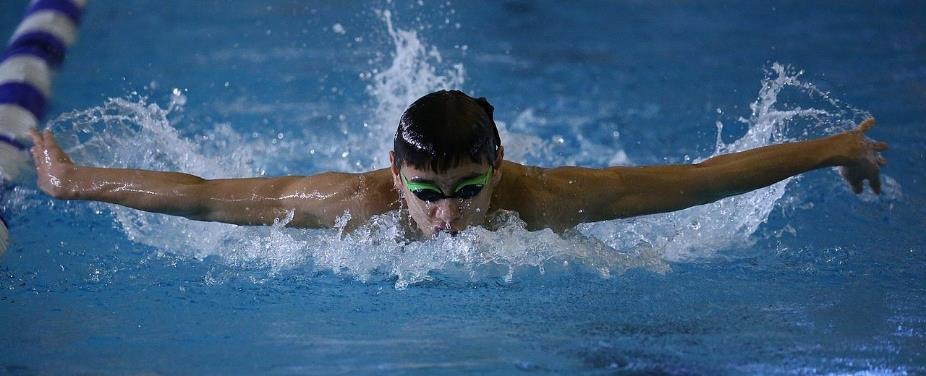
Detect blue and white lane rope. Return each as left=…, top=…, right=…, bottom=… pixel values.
left=0, top=0, right=87, bottom=254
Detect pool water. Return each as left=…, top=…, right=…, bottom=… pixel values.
left=1, top=1, right=924, bottom=374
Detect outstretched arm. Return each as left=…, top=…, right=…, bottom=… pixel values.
left=504, top=119, right=887, bottom=231
left=30, top=129, right=399, bottom=228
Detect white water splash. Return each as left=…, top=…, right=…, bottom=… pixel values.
left=50, top=92, right=251, bottom=179
left=497, top=108, right=632, bottom=168
left=363, top=9, right=465, bottom=162
left=579, top=63, right=879, bottom=261
left=33, top=13, right=884, bottom=288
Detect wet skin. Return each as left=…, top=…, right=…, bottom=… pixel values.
left=389, top=152, right=501, bottom=237
left=30, top=119, right=888, bottom=238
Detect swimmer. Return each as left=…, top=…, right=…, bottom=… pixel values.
left=29, top=90, right=888, bottom=238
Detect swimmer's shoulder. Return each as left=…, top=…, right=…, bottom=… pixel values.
left=285, top=168, right=399, bottom=219
left=492, top=161, right=547, bottom=214
left=493, top=161, right=606, bottom=232
left=356, top=168, right=401, bottom=213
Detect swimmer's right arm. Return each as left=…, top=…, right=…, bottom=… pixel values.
left=29, top=129, right=399, bottom=228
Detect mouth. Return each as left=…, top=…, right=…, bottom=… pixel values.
left=433, top=224, right=460, bottom=236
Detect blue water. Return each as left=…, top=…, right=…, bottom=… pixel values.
left=2, top=1, right=925, bottom=374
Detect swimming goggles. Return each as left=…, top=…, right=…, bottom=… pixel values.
left=401, top=166, right=493, bottom=202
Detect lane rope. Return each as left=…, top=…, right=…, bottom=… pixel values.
left=0, top=0, right=87, bottom=255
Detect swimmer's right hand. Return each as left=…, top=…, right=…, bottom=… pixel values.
left=29, top=129, right=77, bottom=199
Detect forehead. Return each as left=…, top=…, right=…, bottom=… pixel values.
left=401, top=161, right=488, bottom=182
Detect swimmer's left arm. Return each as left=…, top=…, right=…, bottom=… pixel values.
left=517, top=119, right=887, bottom=230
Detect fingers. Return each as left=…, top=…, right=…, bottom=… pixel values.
left=38, top=129, right=74, bottom=164
left=850, top=179, right=864, bottom=194
left=872, top=141, right=888, bottom=151
left=877, top=156, right=888, bottom=166
left=29, top=128, right=41, bottom=144
left=29, top=128, right=41, bottom=147
left=27, top=128, right=74, bottom=166
left=844, top=168, right=884, bottom=195
left=856, top=118, right=876, bottom=133
left=869, top=176, right=882, bottom=195
left=43, top=129, right=62, bottom=151
left=839, top=167, right=865, bottom=194
left=29, top=129, right=45, bottom=163
left=29, top=129, right=46, bottom=152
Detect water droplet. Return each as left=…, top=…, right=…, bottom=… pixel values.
left=689, top=220, right=701, bottom=230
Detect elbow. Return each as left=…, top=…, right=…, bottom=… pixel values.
left=173, top=179, right=216, bottom=219
left=680, top=164, right=733, bottom=205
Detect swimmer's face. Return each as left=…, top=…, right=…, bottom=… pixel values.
left=390, top=153, right=501, bottom=237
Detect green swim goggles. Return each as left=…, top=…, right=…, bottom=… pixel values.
left=401, top=166, right=493, bottom=202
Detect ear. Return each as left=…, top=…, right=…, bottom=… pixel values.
left=492, top=146, right=504, bottom=184
left=389, top=151, right=402, bottom=188
left=495, top=146, right=504, bottom=168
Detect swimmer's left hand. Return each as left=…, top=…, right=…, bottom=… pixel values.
left=830, top=118, right=888, bottom=195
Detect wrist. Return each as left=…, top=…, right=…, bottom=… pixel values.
left=819, top=133, right=852, bottom=167
left=53, top=165, right=82, bottom=200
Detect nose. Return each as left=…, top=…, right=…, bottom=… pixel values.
left=432, top=199, right=461, bottom=223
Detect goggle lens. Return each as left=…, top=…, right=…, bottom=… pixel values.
left=402, top=166, right=492, bottom=202
left=411, top=188, right=446, bottom=202
left=453, top=183, right=484, bottom=199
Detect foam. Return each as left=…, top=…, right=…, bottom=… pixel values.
left=33, top=14, right=892, bottom=288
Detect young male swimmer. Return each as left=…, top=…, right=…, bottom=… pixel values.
left=30, top=90, right=888, bottom=238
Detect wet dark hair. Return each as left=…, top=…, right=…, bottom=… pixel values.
left=393, top=90, right=501, bottom=173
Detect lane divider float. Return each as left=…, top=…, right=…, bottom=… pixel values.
left=0, top=0, right=87, bottom=254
